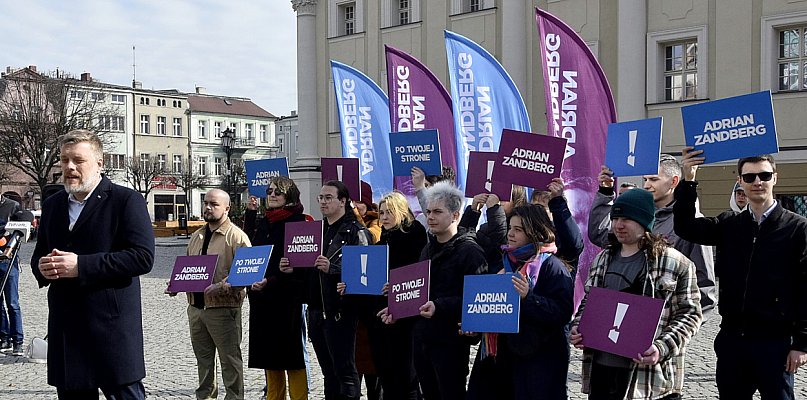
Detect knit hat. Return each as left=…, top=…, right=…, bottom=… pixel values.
left=733, top=182, right=744, bottom=193
left=359, top=180, right=374, bottom=208
left=612, top=189, right=655, bottom=231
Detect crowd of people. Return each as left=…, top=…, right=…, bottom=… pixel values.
left=21, top=128, right=807, bottom=400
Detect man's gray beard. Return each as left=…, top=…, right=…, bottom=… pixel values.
left=63, top=176, right=100, bottom=196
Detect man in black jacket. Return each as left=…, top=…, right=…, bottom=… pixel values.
left=674, top=148, right=807, bottom=399
left=414, top=181, right=486, bottom=400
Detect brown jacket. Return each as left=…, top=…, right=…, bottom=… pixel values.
left=186, top=218, right=252, bottom=308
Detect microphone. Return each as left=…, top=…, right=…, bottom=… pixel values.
left=1, top=210, right=34, bottom=259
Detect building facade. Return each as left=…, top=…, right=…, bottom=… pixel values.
left=187, top=91, right=278, bottom=218
left=275, top=110, right=299, bottom=163
left=293, top=0, right=807, bottom=217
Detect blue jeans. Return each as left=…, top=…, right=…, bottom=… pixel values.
left=0, top=258, right=24, bottom=344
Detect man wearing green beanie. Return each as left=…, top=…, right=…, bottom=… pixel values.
left=571, top=188, right=702, bottom=399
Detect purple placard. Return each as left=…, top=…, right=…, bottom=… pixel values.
left=322, top=158, right=361, bottom=200
left=578, top=287, right=665, bottom=359
left=387, top=260, right=430, bottom=319
left=464, top=151, right=512, bottom=201
left=492, top=129, right=567, bottom=190
left=284, top=221, right=323, bottom=268
left=167, top=255, right=218, bottom=293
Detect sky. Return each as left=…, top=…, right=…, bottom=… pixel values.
left=0, top=0, right=299, bottom=117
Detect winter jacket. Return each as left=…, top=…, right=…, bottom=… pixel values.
left=674, top=180, right=807, bottom=350
left=458, top=204, right=507, bottom=273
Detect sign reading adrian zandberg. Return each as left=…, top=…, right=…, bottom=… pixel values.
left=168, top=255, right=218, bottom=293
left=245, top=158, right=290, bottom=197
left=682, top=91, right=778, bottom=164
left=284, top=221, right=322, bottom=268
left=461, top=274, right=520, bottom=333
left=492, top=129, right=567, bottom=190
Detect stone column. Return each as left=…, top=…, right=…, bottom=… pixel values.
left=617, top=0, right=647, bottom=122
left=291, top=0, right=322, bottom=218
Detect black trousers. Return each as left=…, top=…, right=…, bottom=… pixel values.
left=715, top=330, right=795, bottom=400
left=412, top=334, right=470, bottom=400
left=309, top=308, right=360, bottom=400
left=366, top=316, right=419, bottom=400
left=56, top=380, right=145, bottom=400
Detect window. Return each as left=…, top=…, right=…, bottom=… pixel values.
left=173, top=155, right=183, bottom=173
left=278, top=135, right=285, bottom=153
left=198, top=156, right=208, bottom=176
left=70, top=91, right=85, bottom=100
left=99, top=115, right=124, bottom=132
left=663, top=40, right=698, bottom=101
left=214, top=121, right=222, bottom=138
left=157, top=154, right=167, bottom=171
left=341, top=2, right=355, bottom=35
left=260, top=125, right=268, bottom=142
left=245, top=123, right=254, bottom=140
left=156, top=99, right=166, bottom=107
left=140, top=115, right=150, bottom=134
left=157, top=117, right=167, bottom=135
left=140, top=153, right=150, bottom=170
left=104, top=154, right=125, bottom=170
left=11, top=106, right=20, bottom=120
left=214, top=157, right=223, bottom=176
left=466, top=0, right=479, bottom=12
left=398, top=0, right=409, bottom=24
left=228, top=122, right=238, bottom=136
left=139, top=97, right=150, bottom=105
left=777, top=26, right=807, bottom=91
left=198, top=120, right=207, bottom=138
left=111, top=94, right=126, bottom=104
left=91, top=92, right=105, bottom=102
left=173, top=118, right=182, bottom=136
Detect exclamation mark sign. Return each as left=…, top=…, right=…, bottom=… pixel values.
left=627, top=130, right=637, bottom=167
left=608, top=302, right=629, bottom=344
left=484, top=160, right=494, bottom=191
left=337, top=165, right=343, bottom=181
left=360, top=254, right=368, bottom=286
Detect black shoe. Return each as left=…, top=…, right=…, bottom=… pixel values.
left=11, top=343, right=23, bottom=356
left=0, top=341, right=11, bottom=354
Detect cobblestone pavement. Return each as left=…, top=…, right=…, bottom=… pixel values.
left=1, top=237, right=805, bottom=399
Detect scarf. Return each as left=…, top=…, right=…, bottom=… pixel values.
left=481, top=242, right=558, bottom=359
left=264, top=203, right=304, bottom=223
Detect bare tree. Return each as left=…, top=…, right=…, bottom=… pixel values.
left=122, top=155, right=168, bottom=200
left=169, top=157, right=208, bottom=218
left=0, top=67, right=121, bottom=194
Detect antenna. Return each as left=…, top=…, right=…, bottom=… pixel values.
left=132, top=45, right=137, bottom=86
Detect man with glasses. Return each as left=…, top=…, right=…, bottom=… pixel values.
left=674, top=148, right=807, bottom=399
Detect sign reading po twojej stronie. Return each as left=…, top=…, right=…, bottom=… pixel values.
left=682, top=91, right=778, bottom=164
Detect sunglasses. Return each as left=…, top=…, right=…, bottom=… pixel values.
left=740, top=171, right=774, bottom=183
left=266, top=188, right=285, bottom=196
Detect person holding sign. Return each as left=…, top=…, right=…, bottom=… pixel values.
left=571, top=189, right=702, bottom=399
left=412, top=181, right=487, bottom=400
left=674, top=150, right=807, bottom=399
left=588, top=156, right=717, bottom=317
left=243, top=177, right=309, bottom=400
left=287, top=181, right=371, bottom=400
left=181, top=189, right=252, bottom=400
left=365, top=192, right=427, bottom=399
left=466, top=205, right=574, bottom=400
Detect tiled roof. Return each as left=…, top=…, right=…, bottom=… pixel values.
left=187, top=95, right=275, bottom=119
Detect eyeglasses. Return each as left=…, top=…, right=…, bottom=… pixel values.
left=740, top=171, right=774, bottom=183
left=318, top=195, right=337, bottom=202
left=266, top=188, right=284, bottom=196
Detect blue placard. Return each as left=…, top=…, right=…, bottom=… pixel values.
left=682, top=91, right=778, bottom=164
left=388, top=129, right=442, bottom=176
left=342, top=245, right=388, bottom=295
left=227, top=245, right=273, bottom=287
left=605, top=117, right=663, bottom=176
left=461, top=274, right=520, bottom=333
left=245, top=158, right=290, bottom=197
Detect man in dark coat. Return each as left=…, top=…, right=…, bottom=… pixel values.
left=31, top=129, right=155, bottom=399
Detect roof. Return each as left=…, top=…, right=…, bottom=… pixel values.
left=187, top=95, right=275, bottom=119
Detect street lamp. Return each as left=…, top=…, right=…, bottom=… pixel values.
left=220, top=127, right=235, bottom=207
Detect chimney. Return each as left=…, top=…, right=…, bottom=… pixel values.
left=133, top=81, right=142, bottom=89
left=290, top=110, right=297, bottom=117
left=195, top=86, right=206, bottom=94
left=28, top=65, right=37, bottom=72
left=80, top=72, right=92, bottom=82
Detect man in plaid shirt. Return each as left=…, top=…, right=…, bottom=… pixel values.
left=571, top=188, right=702, bottom=399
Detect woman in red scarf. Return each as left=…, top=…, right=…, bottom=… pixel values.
left=243, top=176, right=309, bottom=400
left=467, top=205, right=575, bottom=400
